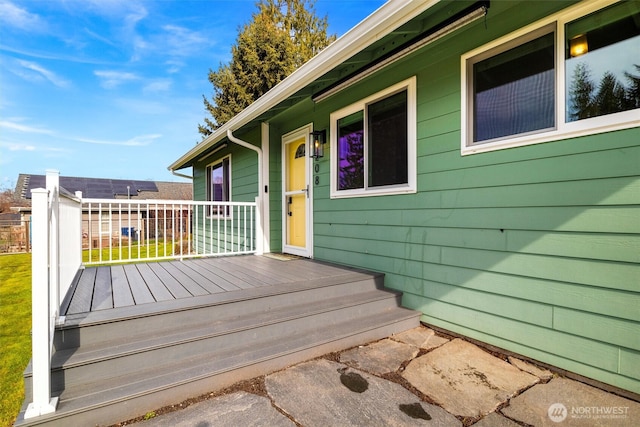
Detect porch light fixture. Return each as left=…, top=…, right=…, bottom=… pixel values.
left=312, top=1, right=490, bottom=103
left=569, top=34, right=588, bottom=57
left=310, top=129, right=326, bottom=159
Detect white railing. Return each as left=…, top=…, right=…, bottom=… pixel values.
left=27, top=170, right=82, bottom=418
left=82, top=199, right=258, bottom=265
left=26, top=170, right=261, bottom=418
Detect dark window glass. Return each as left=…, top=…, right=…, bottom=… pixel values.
left=474, top=32, right=556, bottom=142
left=206, top=157, right=230, bottom=215
left=368, top=91, right=407, bottom=187
left=337, top=111, right=364, bottom=191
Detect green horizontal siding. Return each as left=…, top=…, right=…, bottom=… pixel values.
left=189, top=0, right=639, bottom=394
left=309, top=0, right=639, bottom=395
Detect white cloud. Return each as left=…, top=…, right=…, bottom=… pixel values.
left=0, top=0, right=42, bottom=30
left=15, top=60, right=71, bottom=88
left=0, top=119, right=54, bottom=135
left=4, top=142, right=36, bottom=151
left=162, top=25, right=208, bottom=57
left=143, top=78, right=172, bottom=93
left=94, top=70, right=139, bottom=89
left=73, top=133, right=161, bottom=146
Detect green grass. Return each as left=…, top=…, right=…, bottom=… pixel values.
left=0, top=253, right=32, bottom=427
left=82, top=240, right=181, bottom=264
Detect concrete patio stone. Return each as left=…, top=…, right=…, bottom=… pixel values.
left=339, top=338, right=419, bottom=375
left=393, top=327, right=449, bottom=350
left=508, top=356, right=554, bottom=381
left=266, top=358, right=461, bottom=427
left=137, top=391, right=295, bottom=427
left=471, top=412, right=522, bottom=427
left=502, top=376, right=640, bottom=426
left=402, top=338, right=539, bottom=418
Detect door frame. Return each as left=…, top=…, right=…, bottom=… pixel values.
left=281, top=123, right=314, bottom=258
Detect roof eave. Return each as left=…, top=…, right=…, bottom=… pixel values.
left=168, top=0, right=440, bottom=172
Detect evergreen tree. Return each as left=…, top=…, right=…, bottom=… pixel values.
left=569, top=62, right=595, bottom=121
left=595, top=71, right=626, bottom=116
left=624, top=64, right=640, bottom=109
left=199, top=0, right=335, bottom=137
left=338, top=133, right=364, bottom=190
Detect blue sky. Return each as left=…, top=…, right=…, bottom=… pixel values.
left=0, top=0, right=385, bottom=188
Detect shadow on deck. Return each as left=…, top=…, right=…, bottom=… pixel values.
left=17, top=255, right=419, bottom=427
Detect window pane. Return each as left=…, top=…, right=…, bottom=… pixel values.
left=337, top=111, right=364, bottom=190
left=368, top=90, right=408, bottom=187
left=474, top=32, right=555, bottom=142
left=566, top=1, right=640, bottom=122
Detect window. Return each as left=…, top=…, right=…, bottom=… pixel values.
left=462, top=0, right=640, bottom=154
left=206, top=156, right=230, bottom=216
left=330, top=77, right=416, bottom=198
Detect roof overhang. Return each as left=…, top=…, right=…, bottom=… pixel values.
left=168, top=0, right=441, bottom=172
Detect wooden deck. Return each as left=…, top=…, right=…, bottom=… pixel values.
left=61, top=254, right=366, bottom=316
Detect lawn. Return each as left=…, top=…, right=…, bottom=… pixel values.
left=0, top=253, right=32, bottom=427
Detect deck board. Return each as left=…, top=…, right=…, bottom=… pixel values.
left=147, top=263, right=193, bottom=299
left=111, top=265, right=135, bottom=308
left=161, top=262, right=211, bottom=296
left=137, top=264, right=174, bottom=302
left=62, top=255, right=375, bottom=317
left=175, top=260, right=242, bottom=291
left=67, top=268, right=97, bottom=315
left=91, top=267, right=113, bottom=311
left=123, top=264, right=155, bottom=304
left=188, top=259, right=251, bottom=291
left=213, top=258, right=276, bottom=287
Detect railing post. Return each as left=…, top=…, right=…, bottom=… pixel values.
left=255, top=196, right=263, bottom=255
left=25, top=188, right=58, bottom=418
left=46, top=170, right=59, bottom=321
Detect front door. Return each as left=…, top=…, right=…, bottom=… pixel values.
left=282, top=126, right=311, bottom=257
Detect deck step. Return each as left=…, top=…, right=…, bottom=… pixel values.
left=16, top=267, right=419, bottom=427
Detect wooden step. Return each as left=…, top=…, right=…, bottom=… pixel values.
left=16, top=263, right=419, bottom=427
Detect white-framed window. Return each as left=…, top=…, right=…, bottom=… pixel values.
left=330, top=76, right=417, bottom=198
left=100, top=211, right=111, bottom=235
left=461, top=0, right=640, bottom=155
left=206, top=155, right=231, bottom=216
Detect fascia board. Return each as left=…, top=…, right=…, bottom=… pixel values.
left=168, top=0, right=440, bottom=172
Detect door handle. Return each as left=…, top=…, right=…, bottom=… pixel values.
left=288, top=197, right=293, bottom=216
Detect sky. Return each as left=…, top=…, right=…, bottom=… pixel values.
left=0, top=0, right=385, bottom=188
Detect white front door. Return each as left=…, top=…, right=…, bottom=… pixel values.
left=282, top=125, right=312, bottom=257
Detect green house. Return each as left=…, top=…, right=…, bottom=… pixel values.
left=170, top=0, right=640, bottom=395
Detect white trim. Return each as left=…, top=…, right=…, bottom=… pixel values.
left=330, top=76, right=417, bottom=199
left=261, top=122, right=271, bottom=254
left=169, top=0, right=439, bottom=172
left=461, top=0, right=640, bottom=155
left=281, top=124, right=313, bottom=258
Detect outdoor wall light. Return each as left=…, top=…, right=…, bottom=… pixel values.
left=570, top=34, right=588, bottom=57
left=310, top=129, right=326, bottom=159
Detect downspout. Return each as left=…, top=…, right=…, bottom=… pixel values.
left=226, top=129, right=264, bottom=255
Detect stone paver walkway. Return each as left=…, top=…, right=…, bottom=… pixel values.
left=136, top=326, right=640, bottom=427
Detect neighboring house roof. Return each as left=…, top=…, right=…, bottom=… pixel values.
left=169, top=0, right=450, bottom=172
left=0, top=212, right=22, bottom=225
left=15, top=174, right=192, bottom=202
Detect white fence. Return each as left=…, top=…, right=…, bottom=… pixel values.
left=82, top=199, right=258, bottom=265
left=26, top=170, right=260, bottom=418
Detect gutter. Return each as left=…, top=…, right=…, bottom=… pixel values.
left=170, top=169, right=193, bottom=180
